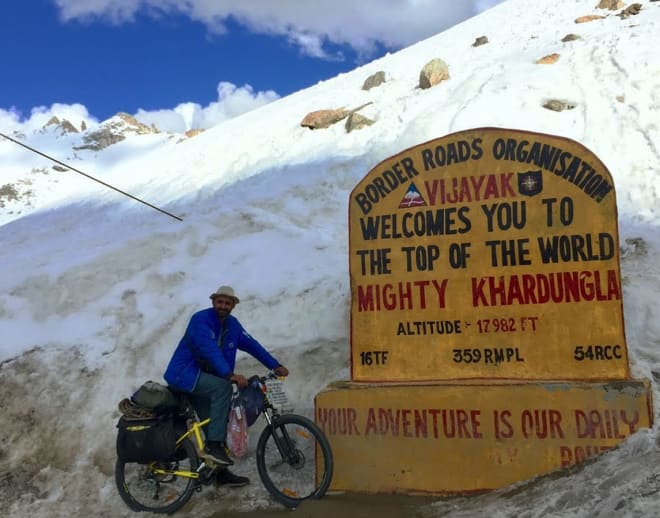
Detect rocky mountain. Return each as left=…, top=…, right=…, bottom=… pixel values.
left=74, top=112, right=160, bottom=151
left=0, top=113, right=205, bottom=226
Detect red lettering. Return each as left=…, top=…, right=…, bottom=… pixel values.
left=425, top=175, right=516, bottom=206
left=457, top=409, right=470, bottom=438
left=365, top=407, right=377, bottom=435
left=316, top=408, right=328, bottom=433
left=424, top=180, right=438, bottom=205
left=500, top=173, right=516, bottom=197
left=521, top=409, right=565, bottom=439
left=402, top=409, right=413, bottom=437
left=471, top=410, right=483, bottom=438
left=363, top=407, right=488, bottom=439
left=549, top=409, right=565, bottom=439
left=458, top=177, right=472, bottom=202
left=483, top=175, right=499, bottom=199
left=414, top=280, right=428, bottom=309
left=442, top=410, right=456, bottom=438
left=494, top=409, right=514, bottom=439
left=414, top=410, right=428, bottom=438
left=560, top=445, right=612, bottom=467
left=385, top=408, right=400, bottom=436
left=521, top=409, right=533, bottom=438
left=469, top=175, right=486, bottom=199
left=348, top=408, right=360, bottom=436
left=445, top=178, right=458, bottom=204
left=428, top=409, right=440, bottom=439
left=607, top=270, right=621, bottom=300
left=560, top=445, right=572, bottom=467
left=576, top=409, right=639, bottom=439
left=471, top=270, right=621, bottom=307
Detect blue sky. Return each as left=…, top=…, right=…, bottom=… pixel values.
left=1, top=0, right=502, bottom=131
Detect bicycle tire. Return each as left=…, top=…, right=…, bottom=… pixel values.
left=256, top=413, right=333, bottom=508
left=115, top=435, right=199, bottom=514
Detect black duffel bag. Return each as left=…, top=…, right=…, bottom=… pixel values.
left=116, top=415, right=177, bottom=463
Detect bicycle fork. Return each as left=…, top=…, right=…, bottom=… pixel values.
left=265, top=414, right=300, bottom=467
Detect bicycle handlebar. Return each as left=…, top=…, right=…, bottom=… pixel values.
left=230, top=371, right=281, bottom=387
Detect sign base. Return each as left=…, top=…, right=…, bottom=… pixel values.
left=315, top=379, right=652, bottom=494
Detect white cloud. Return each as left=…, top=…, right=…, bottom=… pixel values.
left=134, top=81, right=280, bottom=132
left=0, top=103, right=97, bottom=134
left=0, top=107, right=23, bottom=134
left=53, top=0, right=505, bottom=59
left=287, top=32, right=341, bottom=61
left=0, top=83, right=277, bottom=136
left=7, top=0, right=505, bottom=136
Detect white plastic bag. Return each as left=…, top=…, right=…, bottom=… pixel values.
left=226, top=388, right=248, bottom=458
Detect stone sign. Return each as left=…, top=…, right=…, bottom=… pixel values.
left=350, top=128, right=628, bottom=381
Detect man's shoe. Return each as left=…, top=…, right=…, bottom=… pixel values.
left=216, top=468, right=250, bottom=487
left=203, top=441, right=233, bottom=466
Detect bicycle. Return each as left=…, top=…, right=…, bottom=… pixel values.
left=115, top=373, right=333, bottom=514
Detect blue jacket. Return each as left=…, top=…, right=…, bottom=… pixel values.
left=164, top=308, right=280, bottom=392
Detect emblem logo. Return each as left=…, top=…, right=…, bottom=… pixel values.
left=518, top=170, right=543, bottom=196
left=398, top=182, right=427, bottom=208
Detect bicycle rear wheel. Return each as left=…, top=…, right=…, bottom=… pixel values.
left=115, top=436, right=199, bottom=514
left=256, top=414, right=333, bottom=508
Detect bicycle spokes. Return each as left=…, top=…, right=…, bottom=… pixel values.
left=115, top=438, right=200, bottom=514
left=257, top=415, right=333, bottom=507
left=268, top=425, right=315, bottom=496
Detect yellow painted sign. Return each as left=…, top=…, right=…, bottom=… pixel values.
left=349, top=128, right=628, bottom=381
left=316, top=380, right=652, bottom=494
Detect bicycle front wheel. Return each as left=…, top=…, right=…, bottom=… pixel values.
left=115, top=436, right=199, bottom=514
left=256, top=414, right=333, bottom=508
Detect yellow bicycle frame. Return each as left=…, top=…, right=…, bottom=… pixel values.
left=150, top=417, right=210, bottom=480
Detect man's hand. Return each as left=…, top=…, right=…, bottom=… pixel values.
left=273, top=365, right=289, bottom=377
left=229, top=374, right=248, bottom=388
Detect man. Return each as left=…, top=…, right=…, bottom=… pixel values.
left=164, top=285, right=288, bottom=487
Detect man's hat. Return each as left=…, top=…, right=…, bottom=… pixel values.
left=209, top=285, right=240, bottom=303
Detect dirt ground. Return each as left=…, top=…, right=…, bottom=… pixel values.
left=211, top=493, right=437, bottom=518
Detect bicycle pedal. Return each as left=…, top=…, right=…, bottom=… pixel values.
left=202, top=454, right=233, bottom=467
left=198, top=467, right=217, bottom=485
